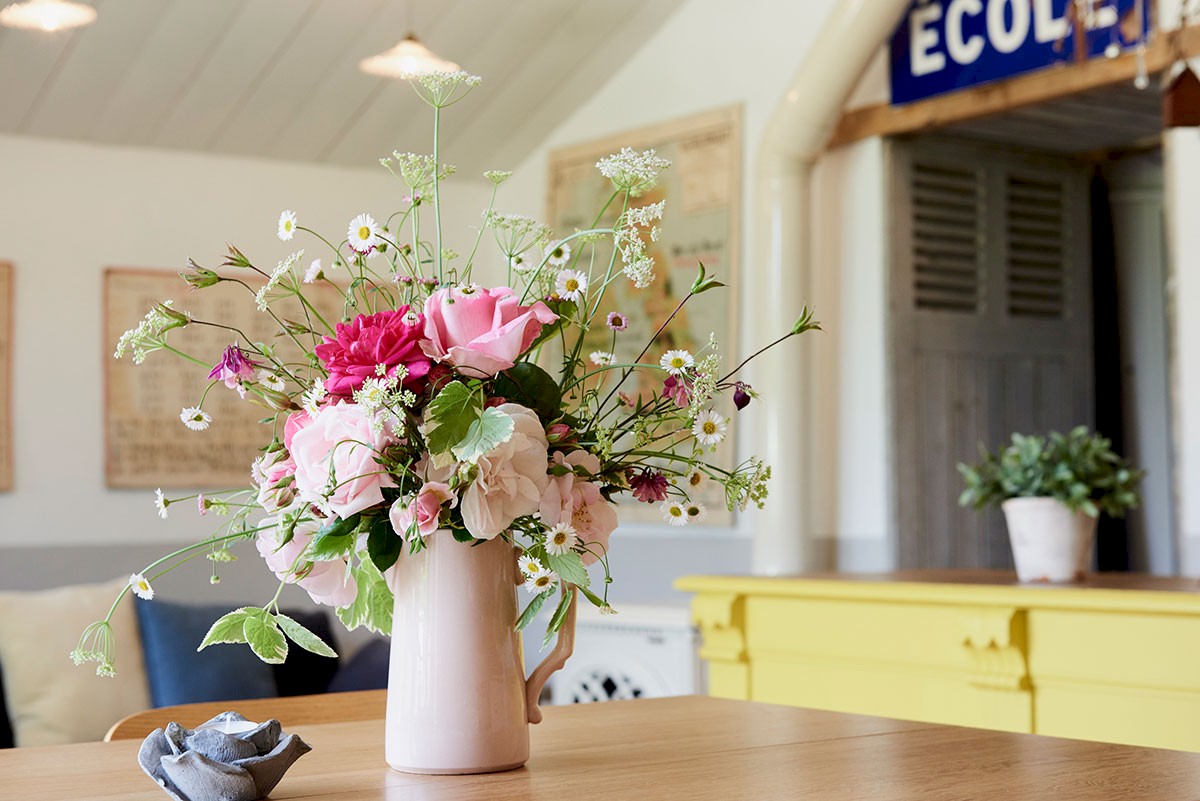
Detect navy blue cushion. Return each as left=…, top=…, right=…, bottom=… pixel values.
left=271, top=609, right=339, bottom=697
left=327, top=638, right=389, bottom=693
left=136, top=599, right=278, bottom=707
left=0, top=660, right=12, bottom=749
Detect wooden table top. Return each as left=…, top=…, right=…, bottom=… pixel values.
left=6, top=696, right=1200, bottom=799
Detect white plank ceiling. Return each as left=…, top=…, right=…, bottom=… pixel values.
left=0, top=0, right=685, bottom=173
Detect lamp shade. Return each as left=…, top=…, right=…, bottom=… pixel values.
left=0, top=0, right=96, bottom=32
left=359, top=34, right=460, bottom=78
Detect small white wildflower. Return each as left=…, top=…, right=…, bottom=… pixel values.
left=622, top=253, right=656, bottom=289
left=545, top=523, right=577, bottom=556
left=660, top=501, right=688, bottom=526
left=523, top=567, right=559, bottom=595
left=623, top=201, right=666, bottom=228
left=545, top=240, right=572, bottom=267
left=589, top=351, right=615, bottom=367
left=660, top=349, right=694, bottom=375
left=685, top=502, right=709, bottom=524
left=154, top=489, right=169, bottom=519
left=519, top=556, right=545, bottom=578
left=277, top=210, right=297, bottom=241
left=692, top=409, right=728, bottom=447
left=303, top=258, right=322, bottom=284
left=509, top=252, right=536, bottom=273
left=354, top=377, right=390, bottom=410
left=179, top=407, right=211, bottom=431
left=255, top=250, right=304, bottom=311
left=596, top=147, right=671, bottom=195
left=257, top=370, right=285, bottom=392
left=555, top=269, right=588, bottom=302
left=348, top=213, right=381, bottom=254
left=402, top=309, right=421, bottom=326
left=685, top=468, right=709, bottom=491
left=301, top=383, right=327, bottom=414
left=484, top=170, right=512, bottom=185
left=128, top=572, right=155, bottom=601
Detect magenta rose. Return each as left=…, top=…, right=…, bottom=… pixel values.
left=422, top=286, right=557, bottom=378
left=314, top=308, right=432, bottom=397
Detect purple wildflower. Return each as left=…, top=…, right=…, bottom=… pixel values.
left=606, top=311, right=629, bottom=331
left=733, top=382, right=752, bottom=411
left=662, top=375, right=692, bottom=408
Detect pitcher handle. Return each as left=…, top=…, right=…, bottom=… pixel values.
left=524, top=584, right=578, bottom=725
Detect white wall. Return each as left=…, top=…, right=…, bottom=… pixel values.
left=1164, top=128, right=1200, bottom=574
left=0, top=133, right=492, bottom=556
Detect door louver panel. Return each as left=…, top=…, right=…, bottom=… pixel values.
left=1006, top=175, right=1067, bottom=319
left=911, top=162, right=982, bottom=313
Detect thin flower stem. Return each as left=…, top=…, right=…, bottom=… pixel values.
left=432, top=105, right=444, bottom=282
left=162, top=344, right=209, bottom=368
left=464, top=183, right=500, bottom=281
left=593, top=291, right=696, bottom=419
left=719, top=332, right=795, bottom=383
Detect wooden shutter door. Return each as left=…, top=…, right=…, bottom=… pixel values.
left=891, top=139, right=1093, bottom=569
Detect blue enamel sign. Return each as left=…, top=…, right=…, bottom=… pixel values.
left=890, top=0, right=1148, bottom=105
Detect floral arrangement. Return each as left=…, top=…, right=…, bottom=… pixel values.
left=74, top=71, right=818, bottom=675
left=958, top=426, right=1141, bottom=518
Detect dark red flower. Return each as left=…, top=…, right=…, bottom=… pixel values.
left=630, top=469, right=669, bottom=503
left=733, top=382, right=752, bottom=411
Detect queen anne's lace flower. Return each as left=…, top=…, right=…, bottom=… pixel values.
left=596, top=147, right=671, bottom=195
left=255, top=250, right=304, bottom=310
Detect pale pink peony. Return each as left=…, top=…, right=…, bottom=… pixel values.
left=290, top=402, right=395, bottom=519
left=390, top=481, right=456, bottom=540
left=460, top=403, right=550, bottom=539
left=540, top=450, right=618, bottom=566
left=314, top=308, right=432, bottom=397
left=256, top=517, right=358, bottom=608
left=422, top=286, right=557, bottom=378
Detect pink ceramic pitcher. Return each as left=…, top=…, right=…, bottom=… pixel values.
left=385, top=532, right=577, bottom=774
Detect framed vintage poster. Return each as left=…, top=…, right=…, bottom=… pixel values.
left=547, top=107, right=742, bottom=525
left=104, top=267, right=346, bottom=489
left=0, top=262, right=11, bottom=491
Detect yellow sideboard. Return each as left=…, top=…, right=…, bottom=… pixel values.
left=676, top=571, right=1200, bottom=751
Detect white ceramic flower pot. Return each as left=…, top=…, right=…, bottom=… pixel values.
left=1001, top=497, right=1098, bottom=583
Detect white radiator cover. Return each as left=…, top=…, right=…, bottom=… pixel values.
left=548, top=604, right=701, bottom=704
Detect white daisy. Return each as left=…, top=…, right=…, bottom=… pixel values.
left=179, top=407, right=211, bottom=431
left=589, top=351, right=615, bottom=367
left=555, top=269, right=588, bottom=302
left=154, top=488, right=169, bottom=519
left=301, top=384, right=327, bottom=414
left=660, top=501, right=688, bottom=526
left=692, top=410, right=728, bottom=447
left=303, top=259, right=322, bottom=284
left=685, top=502, right=709, bottom=524
left=519, top=556, right=545, bottom=578
left=277, top=210, right=297, bottom=241
left=129, top=573, right=155, bottom=601
left=347, top=213, right=381, bottom=254
left=685, top=468, right=708, bottom=490
left=257, top=370, right=285, bottom=392
left=545, top=240, right=572, bottom=267
left=660, top=349, right=694, bottom=375
left=523, top=567, right=559, bottom=595
left=545, top=523, right=577, bottom=556
left=509, top=251, right=536, bottom=274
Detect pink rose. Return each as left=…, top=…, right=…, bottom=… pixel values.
left=314, top=308, right=432, bottom=397
left=422, top=286, right=558, bottom=378
left=256, top=517, right=358, bottom=608
left=461, top=403, right=550, bottom=539
left=390, top=481, right=456, bottom=540
left=540, top=450, right=618, bottom=566
left=290, top=402, right=395, bottom=519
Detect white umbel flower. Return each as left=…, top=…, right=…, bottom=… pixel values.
left=348, top=213, right=381, bottom=254
left=277, top=210, right=297, bottom=241
left=179, top=407, right=211, bottom=431
left=523, top=567, right=559, bottom=595
left=660, top=501, right=688, bottom=526
left=660, top=349, right=694, bottom=376
left=589, top=351, right=615, bottom=367
left=154, top=488, right=169, bottom=519
left=545, top=523, right=578, bottom=556
left=692, top=410, right=728, bottom=446
left=545, top=240, right=572, bottom=267
left=129, top=573, right=155, bottom=601
left=555, top=269, right=588, bottom=302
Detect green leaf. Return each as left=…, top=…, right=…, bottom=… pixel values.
left=306, top=515, right=360, bottom=561
left=790, top=305, right=821, bottom=335
left=494, top=362, right=562, bottom=418
left=336, top=557, right=393, bottom=636
left=198, top=608, right=253, bottom=650
left=452, top=406, right=515, bottom=463
left=451, top=528, right=476, bottom=543
left=578, top=585, right=605, bottom=608
left=542, top=588, right=574, bottom=650
left=425, top=381, right=482, bottom=456
left=275, top=613, right=338, bottom=658
left=546, top=551, right=589, bottom=588
left=243, top=613, right=289, bottom=664
left=515, top=590, right=551, bottom=631
left=367, top=517, right=402, bottom=573
left=689, top=261, right=726, bottom=295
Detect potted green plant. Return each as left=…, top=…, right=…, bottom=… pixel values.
left=958, top=426, right=1142, bottom=582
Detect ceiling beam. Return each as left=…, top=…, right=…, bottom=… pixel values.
left=828, top=23, right=1200, bottom=151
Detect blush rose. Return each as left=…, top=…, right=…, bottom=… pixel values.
left=256, top=517, right=357, bottom=608
left=540, top=450, right=618, bottom=565
left=422, top=286, right=557, bottom=378
left=460, top=403, right=550, bottom=539
left=290, top=402, right=394, bottom=519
